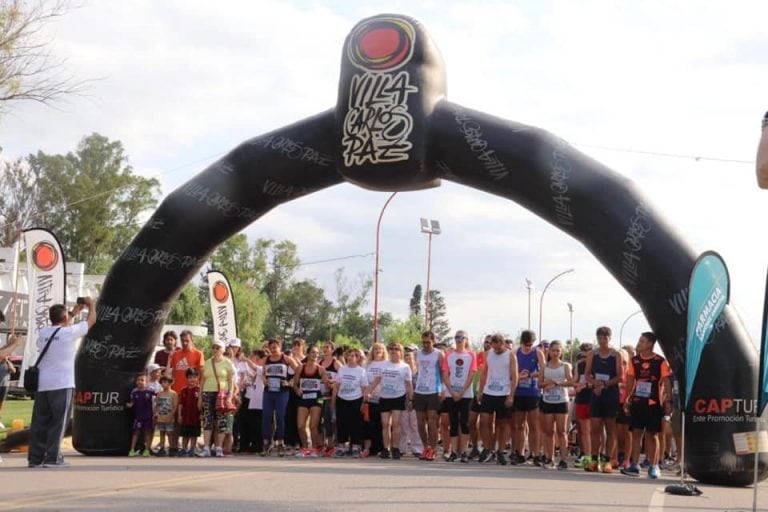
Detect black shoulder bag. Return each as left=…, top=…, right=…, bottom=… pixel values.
left=23, top=327, right=62, bottom=393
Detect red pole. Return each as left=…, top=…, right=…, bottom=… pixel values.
left=373, top=192, right=398, bottom=344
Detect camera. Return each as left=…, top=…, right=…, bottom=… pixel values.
left=76, top=297, right=87, bottom=305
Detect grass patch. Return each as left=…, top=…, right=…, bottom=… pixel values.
left=0, top=396, right=34, bottom=440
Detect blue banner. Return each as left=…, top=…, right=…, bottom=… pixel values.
left=759, top=269, right=768, bottom=416
left=685, top=251, right=730, bottom=410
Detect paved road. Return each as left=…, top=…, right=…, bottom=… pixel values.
left=0, top=449, right=765, bottom=511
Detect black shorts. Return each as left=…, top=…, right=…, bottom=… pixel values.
left=180, top=424, right=201, bottom=437
left=379, top=395, right=406, bottom=413
left=470, top=398, right=482, bottom=413
left=616, top=405, right=631, bottom=425
left=479, top=394, right=511, bottom=419
left=439, top=397, right=450, bottom=414
left=540, top=401, right=568, bottom=415
left=630, top=402, right=663, bottom=433
left=298, top=398, right=322, bottom=409
left=590, top=398, right=619, bottom=419
left=512, top=395, right=540, bottom=412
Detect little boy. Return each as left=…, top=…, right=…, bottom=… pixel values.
left=127, top=373, right=155, bottom=457
left=178, top=368, right=201, bottom=457
left=153, top=375, right=178, bottom=456
left=147, top=363, right=163, bottom=394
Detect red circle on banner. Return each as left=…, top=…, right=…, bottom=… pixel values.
left=32, top=242, right=58, bottom=272
left=213, top=281, right=229, bottom=303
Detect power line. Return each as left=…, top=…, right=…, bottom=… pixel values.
left=576, top=143, right=752, bottom=165
left=277, top=252, right=375, bottom=270
left=1, top=140, right=751, bottom=234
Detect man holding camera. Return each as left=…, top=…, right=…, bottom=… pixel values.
left=28, top=297, right=96, bottom=468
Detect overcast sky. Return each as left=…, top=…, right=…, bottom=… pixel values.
left=2, top=0, right=767, bottom=348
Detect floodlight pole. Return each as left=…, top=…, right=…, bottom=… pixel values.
left=421, top=218, right=441, bottom=329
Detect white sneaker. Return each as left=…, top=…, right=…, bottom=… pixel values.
left=197, top=447, right=211, bottom=458
left=214, top=447, right=224, bottom=458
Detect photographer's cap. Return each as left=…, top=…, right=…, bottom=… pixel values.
left=228, top=338, right=242, bottom=348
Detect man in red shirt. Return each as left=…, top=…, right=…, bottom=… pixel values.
left=154, top=330, right=178, bottom=370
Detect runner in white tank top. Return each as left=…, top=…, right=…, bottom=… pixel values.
left=477, top=333, right=518, bottom=464
left=539, top=340, right=574, bottom=470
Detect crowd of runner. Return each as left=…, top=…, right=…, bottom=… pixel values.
left=132, top=326, right=681, bottom=480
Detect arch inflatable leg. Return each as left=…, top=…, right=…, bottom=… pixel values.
left=73, top=110, right=342, bottom=455
left=429, top=100, right=766, bottom=486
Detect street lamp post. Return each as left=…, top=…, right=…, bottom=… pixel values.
left=538, top=268, right=574, bottom=340
left=567, top=302, right=574, bottom=345
left=525, top=278, right=534, bottom=329
left=373, top=192, right=398, bottom=344
left=619, top=309, right=643, bottom=346
left=420, top=218, right=441, bottom=329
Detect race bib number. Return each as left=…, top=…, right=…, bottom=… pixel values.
left=488, top=380, right=504, bottom=392
left=544, top=387, right=563, bottom=402
left=267, top=377, right=282, bottom=392
left=519, top=377, right=532, bottom=388
left=382, top=383, right=397, bottom=395
left=303, top=392, right=318, bottom=399
left=635, top=381, right=652, bottom=398
left=595, top=373, right=609, bottom=383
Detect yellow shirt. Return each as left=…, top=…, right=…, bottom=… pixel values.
left=202, top=357, right=236, bottom=393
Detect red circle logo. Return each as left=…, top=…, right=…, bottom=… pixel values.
left=32, top=242, right=58, bottom=272
left=456, top=358, right=465, bottom=366
left=212, top=281, right=229, bottom=303
left=348, top=17, right=416, bottom=72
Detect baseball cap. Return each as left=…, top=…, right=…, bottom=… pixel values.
left=212, top=339, right=225, bottom=348
left=228, top=338, right=242, bottom=348
left=405, top=344, right=418, bottom=352
left=146, top=363, right=162, bottom=373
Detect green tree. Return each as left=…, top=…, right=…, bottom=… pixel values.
left=279, top=279, right=330, bottom=339
left=0, top=154, right=38, bottom=245
left=409, top=284, right=422, bottom=317
left=382, top=314, right=423, bottom=346
left=167, top=282, right=205, bottom=325
left=230, top=280, right=271, bottom=348
left=426, top=289, right=450, bottom=340
left=0, top=0, right=86, bottom=115
left=209, top=233, right=268, bottom=287
left=28, top=133, right=160, bottom=272
left=263, top=240, right=300, bottom=336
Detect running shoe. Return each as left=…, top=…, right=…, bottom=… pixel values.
left=187, top=449, right=195, bottom=457
left=468, top=446, right=480, bottom=460
left=558, top=459, right=568, bottom=471
left=648, top=465, right=660, bottom=479
left=639, top=457, right=650, bottom=469
left=128, top=450, right=138, bottom=457
left=511, top=453, right=526, bottom=465
left=543, top=458, right=556, bottom=469
left=309, top=448, right=320, bottom=458
left=478, top=449, right=495, bottom=463
left=496, top=452, right=508, bottom=466
left=42, top=461, right=71, bottom=468
left=379, top=449, right=391, bottom=459
left=277, top=444, right=285, bottom=458
left=602, top=461, right=613, bottom=473
left=360, top=449, right=370, bottom=458
left=214, top=447, right=224, bottom=458
left=533, top=454, right=543, bottom=467
left=324, top=446, right=335, bottom=457
left=351, top=447, right=361, bottom=458
left=620, top=463, right=640, bottom=477
left=198, top=447, right=211, bottom=458
left=443, top=450, right=451, bottom=462
left=334, top=446, right=346, bottom=458
left=460, top=451, right=469, bottom=464
left=294, top=449, right=307, bottom=458
left=424, top=447, right=436, bottom=461
left=142, top=449, right=151, bottom=457
left=574, top=454, right=589, bottom=468
left=447, top=452, right=458, bottom=463
left=584, top=458, right=599, bottom=472
left=392, top=448, right=402, bottom=460
left=155, top=447, right=166, bottom=457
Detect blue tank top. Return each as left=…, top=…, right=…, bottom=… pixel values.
left=591, top=349, right=619, bottom=402
left=515, top=348, right=541, bottom=397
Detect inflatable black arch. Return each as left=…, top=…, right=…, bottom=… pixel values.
left=74, top=14, right=765, bottom=486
